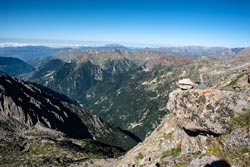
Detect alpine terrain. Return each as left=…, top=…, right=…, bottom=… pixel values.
left=0, top=74, right=138, bottom=166
left=0, top=46, right=249, bottom=167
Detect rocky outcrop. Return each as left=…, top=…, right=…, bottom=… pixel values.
left=222, top=127, right=250, bottom=148
left=188, top=155, right=230, bottom=167
left=114, top=88, right=250, bottom=167
left=177, top=78, right=194, bottom=90
left=167, top=89, right=247, bottom=135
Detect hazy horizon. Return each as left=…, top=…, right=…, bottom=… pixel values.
left=0, top=37, right=249, bottom=48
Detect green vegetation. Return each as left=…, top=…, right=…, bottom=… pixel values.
left=207, top=140, right=223, bottom=155
left=205, top=131, right=250, bottom=167
left=203, top=105, right=250, bottom=166
left=174, top=161, right=188, bottom=167
left=163, top=132, right=173, bottom=140
left=0, top=137, right=124, bottom=166
left=161, top=147, right=181, bottom=160
left=135, top=153, right=144, bottom=161
left=219, top=148, right=250, bottom=167
left=230, top=109, right=250, bottom=128
left=225, top=73, right=245, bottom=87
left=29, top=53, right=201, bottom=140
left=206, top=138, right=250, bottom=167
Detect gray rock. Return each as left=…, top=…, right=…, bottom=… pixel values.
left=223, top=127, right=250, bottom=148
left=188, top=155, right=219, bottom=167
left=178, top=78, right=194, bottom=90
left=167, top=89, right=248, bottom=135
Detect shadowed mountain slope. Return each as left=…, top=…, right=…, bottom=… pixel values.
left=0, top=57, right=35, bottom=76
left=0, top=74, right=138, bottom=151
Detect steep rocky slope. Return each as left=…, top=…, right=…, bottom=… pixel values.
left=0, top=74, right=140, bottom=166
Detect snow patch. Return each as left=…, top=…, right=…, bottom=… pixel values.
left=43, top=71, right=55, bottom=78
left=128, top=122, right=142, bottom=129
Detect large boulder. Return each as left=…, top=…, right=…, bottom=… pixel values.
left=167, top=89, right=248, bottom=135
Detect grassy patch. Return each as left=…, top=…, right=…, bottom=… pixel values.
left=29, top=144, right=53, bottom=155
left=135, top=153, right=144, bottom=161
left=174, top=161, right=188, bottom=167
left=207, top=140, right=223, bottom=155
left=219, top=148, right=250, bottom=167
left=161, top=147, right=181, bottom=160
left=0, top=137, right=124, bottom=166
left=226, top=73, right=245, bottom=87
left=206, top=136, right=250, bottom=166
left=163, top=132, right=173, bottom=141
left=230, top=109, right=250, bottom=128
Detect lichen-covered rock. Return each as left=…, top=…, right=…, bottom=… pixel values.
left=167, top=89, right=248, bottom=135
left=222, top=127, right=250, bottom=149
left=188, top=155, right=220, bottom=167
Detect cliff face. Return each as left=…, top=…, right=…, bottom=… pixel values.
left=115, top=88, right=250, bottom=167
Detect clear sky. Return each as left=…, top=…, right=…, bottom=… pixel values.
left=0, top=0, right=250, bottom=47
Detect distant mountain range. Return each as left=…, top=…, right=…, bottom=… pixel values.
left=0, top=44, right=247, bottom=63
left=156, top=46, right=245, bottom=57
left=0, top=46, right=61, bottom=61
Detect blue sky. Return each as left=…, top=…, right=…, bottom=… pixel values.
left=0, top=0, right=250, bottom=47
